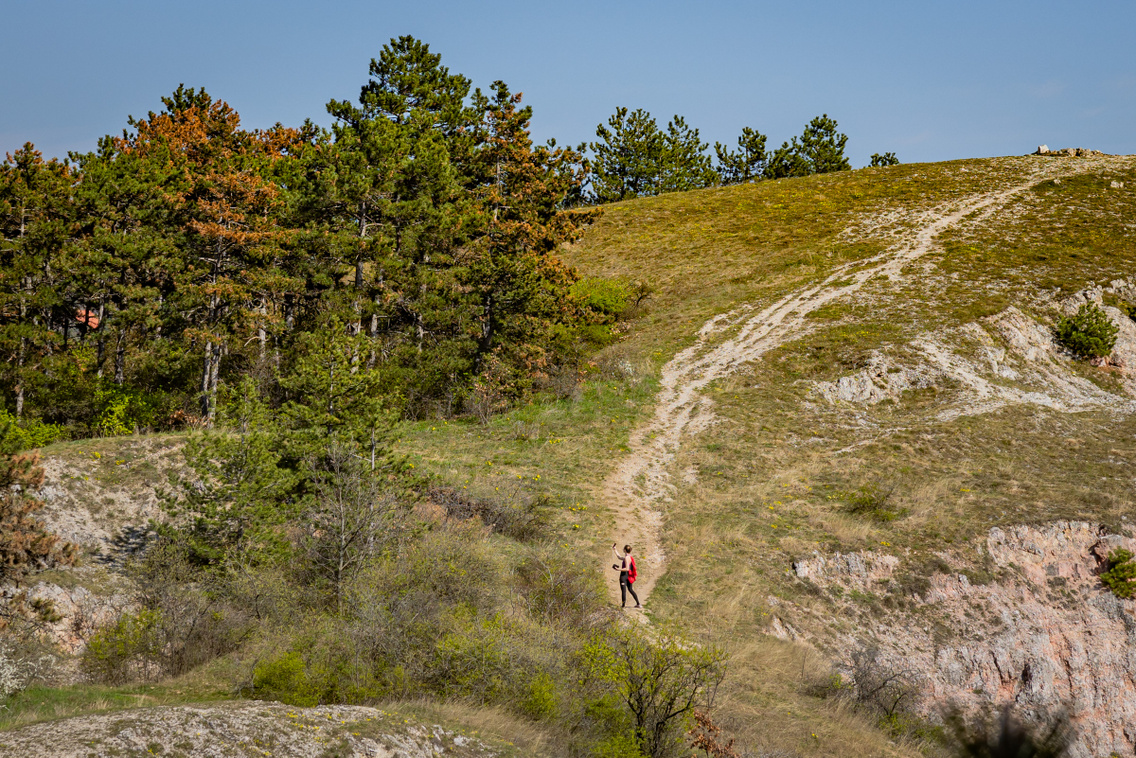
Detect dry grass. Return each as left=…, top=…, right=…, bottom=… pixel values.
left=382, top=698, right=554, bottom=757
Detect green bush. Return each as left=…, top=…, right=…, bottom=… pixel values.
left=252, top=650, right=325, bottom=707
left=520, top=672, right=559, bottom=721
left=0, top=411, right=68, bottom=449
left=1055, top=302, right=1118, bottom=359
left=841, top=483, right=906, bottom=523
left=583, top=627, right=726, bottom=758
left=94, top=383, right=156, bottom=436
left=572, top=278, right=633, bottom=322
left=81, top=609, right=163, bottom=685
left=1101, top=549, right=1136, bottom=599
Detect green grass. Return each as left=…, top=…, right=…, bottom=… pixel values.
left=0, top=676, right=231, bottom=732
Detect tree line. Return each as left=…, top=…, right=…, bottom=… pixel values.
left=0, top=36, right=611, bottom=432
left=0, top=34, right=899, bottom=434
left=586, top=109, right=899, bottom=203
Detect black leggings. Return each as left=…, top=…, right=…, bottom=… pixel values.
left=620, top=573, right=640, bottom=606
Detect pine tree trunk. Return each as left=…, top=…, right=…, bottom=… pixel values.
left=200, top=341, right=213, bottom=420
left=16, top=298, right=27, bottom=418
left=209, top=344, right=223, bottom=417
left=114, top=329, right=126, bottom=385
left=95, top=299, right=106, bottom=379
left=257, top=302, right=267, bottom=363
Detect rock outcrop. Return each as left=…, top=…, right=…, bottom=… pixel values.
left=1034, top=146, right=1109, bottom=157
left=792, top=522, right=1136, bottom=758
left=0, top=701, right=519, bottom=758
left=813, top=283, right=1136, bottom=419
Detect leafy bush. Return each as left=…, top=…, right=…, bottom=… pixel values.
left=1054, top=302, right=1118, bottom=359
left=573, top=278, right=633, bottom=322
left=81, top=609, right=164, bottom=685
left=583, top=627, right=727, bottom=758
left=252, top=650, right=325, bottom=707
left=841, top=483, right=906, bottom=523
left=0, top=412, right=67, bottom=449
left=93, top=383, right=156, bottom=436
left=870, top=152, right=899, bottom=167
left=1100, top=548, right=1136, bottom=598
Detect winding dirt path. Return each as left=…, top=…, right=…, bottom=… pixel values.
left=600, top=159, right=1104, bottom=613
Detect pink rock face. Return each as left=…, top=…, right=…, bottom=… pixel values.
left=798, top=522, right=1136, bottom=758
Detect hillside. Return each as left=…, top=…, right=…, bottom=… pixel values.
left=5, top=151, right=1136, bottom=757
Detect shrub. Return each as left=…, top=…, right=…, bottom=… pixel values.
left=0, top=412, right=67, bottom=449
left=846, top=646, right=922, bottom=733
left=252, top=650, right=324, bottom=707
left=1055, top=302, right=1118, bottom=359
left=81, top=609, right=164, bottom=685
left=841, top=483, right=905, bottom=523
left=0, top=435, right=76, bottom=585
left=93, top=383, right=156, bottom=436
left=572, top=278, right=633, bottom=322
left=514, top=544, right=608, bottom=628
left=0, top=638, right=55, bottom=698
left=427, top=482, right=551, bottom=541
left=583, top=627, right=727, bottom=758
left=1100, top=548, right=1136, bottom=599
left=870, top=152, right=899, bottom=167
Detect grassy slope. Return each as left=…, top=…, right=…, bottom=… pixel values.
left=557, top=155, right=1136, bottom=755
left=13, top=155, right=1136, bottom=755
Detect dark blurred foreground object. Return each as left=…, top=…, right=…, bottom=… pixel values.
left=945, top=705, right=1071, bottom=758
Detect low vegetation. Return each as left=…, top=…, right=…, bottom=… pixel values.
left=1054, top=301, right=1119, bottom=359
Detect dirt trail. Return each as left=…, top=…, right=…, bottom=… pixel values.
left=599, top=158, right=1105, bottom=612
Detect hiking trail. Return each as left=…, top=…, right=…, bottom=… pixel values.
left=599, top=158, right=1110, bottom=614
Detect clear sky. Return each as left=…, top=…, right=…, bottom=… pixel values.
left=2, top=0, right=1133, bottom=167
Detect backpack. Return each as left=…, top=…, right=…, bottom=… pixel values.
left=628, top=556, right=637, bottom=584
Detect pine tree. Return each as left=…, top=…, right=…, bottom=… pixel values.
left=659, top=115, right=718, bottom=193
left=115, top=87, right=301, bottom=422
left=0, top=145, right=74, bottom=418
left=588, top=108, right=669, bottom=202
left=588, top=108, right=717, bottom=202
left=325, top=38, right=479, bottom=411
left=765, top=114, right=850, bottom=179
left=466, top=82, right=598, bottom=385
left=162, top=380, right=300, bottom=568
left=0, top=420, right=75, bottom=585
left=715, top=127, right=769, bottom=185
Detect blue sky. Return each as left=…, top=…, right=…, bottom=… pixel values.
left=3, top=0, right=1133, bottom=167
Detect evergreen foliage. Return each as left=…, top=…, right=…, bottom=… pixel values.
left=870, top=152, right=900, bottom=167
left=0, top=36, right=601, bottom=428
left=588, top=108, right=718, bottom=202
left=1100, top=548, right=1136, bottom=599
left=0, top=421, right=75, bottom=586
left=1054, top=302, right=1118, bottom=359
left=765, top=114, right=851, bottom=179
left=715, top=127, right=768, bottom=185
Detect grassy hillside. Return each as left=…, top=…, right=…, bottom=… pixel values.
left=406, top=154, right=1136, bottom=754
left=8, top=153, right=1136, bottom=756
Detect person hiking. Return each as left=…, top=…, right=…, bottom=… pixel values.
left=611, top=543, right=640, bottom=608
